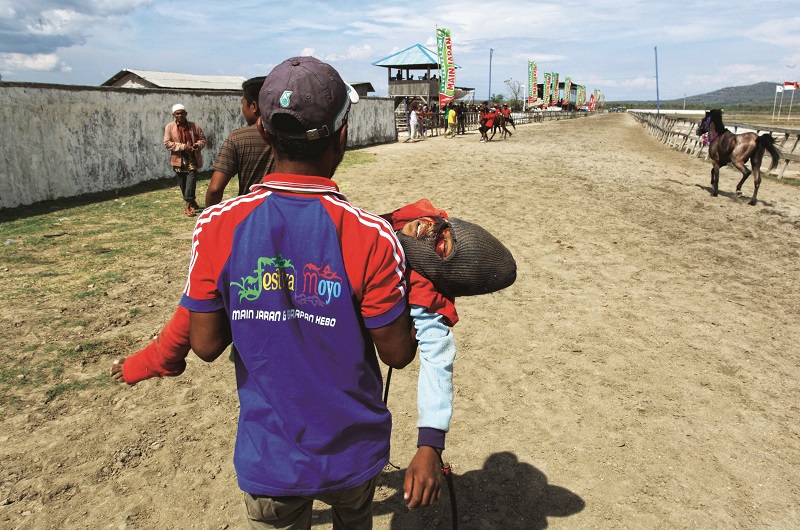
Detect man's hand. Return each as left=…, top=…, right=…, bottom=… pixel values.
left=110, top=357, right=126, bottom=383
left=403, top=446, right=442, bottom=508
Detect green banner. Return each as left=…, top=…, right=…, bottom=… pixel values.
left=436, top=28, right=456, bottom=106
left=564, top=77, right=572, bottom=105
left=551, top=72, right=559, bottom=106
left=528, top=61, right=538, bottom=101
left=543, top=73, right=551, bottom=106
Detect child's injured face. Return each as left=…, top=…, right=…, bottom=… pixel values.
left=400, top=216, right=453, bottom=258
left=396, top=216, right=516, bottom=298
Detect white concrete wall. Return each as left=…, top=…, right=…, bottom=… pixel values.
left=0, top=83, right=396, bottom=210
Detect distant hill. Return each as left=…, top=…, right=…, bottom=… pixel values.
left=612, top=82, right=782, bottom=109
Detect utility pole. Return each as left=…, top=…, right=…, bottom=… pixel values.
left=488, top=48, right=494, bottom=104
left=654, top=46, right=660, bottom=114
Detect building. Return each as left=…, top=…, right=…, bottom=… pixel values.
left=101, top=69, right=246, bottom=90
left=372, top=44, right=472, bottom=109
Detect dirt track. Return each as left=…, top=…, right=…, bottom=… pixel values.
left=2, top=113, right=800, bottom=529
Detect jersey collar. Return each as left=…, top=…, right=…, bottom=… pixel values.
left=253, top=174, right=348, bottom=201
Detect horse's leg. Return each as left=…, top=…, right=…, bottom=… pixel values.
left=748, top=148, right=765, bottom=206
left=710, top=162, right=720, bottom=197
left=750, top=165, right=761, bottom=205
left=733, top=160, right=751, bottom=195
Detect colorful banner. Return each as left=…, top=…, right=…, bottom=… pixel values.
left=543, top=73, right=552, bottom=106
left=528, top=61, right=538, bottom=102
left=564, top=77, right=572, bottom=105
left=551, top=72, right=559, bottom=106
left=577, top=86, right=586, bottom=107
left=436, top=28, right=456, bottom=106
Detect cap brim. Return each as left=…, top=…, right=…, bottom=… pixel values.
left=344, top=82, right=360, bottom=104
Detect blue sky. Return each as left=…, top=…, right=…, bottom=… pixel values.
left=1, top=0, right=798, bottom=101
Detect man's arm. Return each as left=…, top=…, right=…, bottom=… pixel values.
left=368, top=306, right=416, bottom=369
left=163, top=124, right=184, bottom=152
left=205, top=170, right=234, bottom=207
left=193, top=124, right=206, bottom=150
left=188, top=309, right=231, bottom=362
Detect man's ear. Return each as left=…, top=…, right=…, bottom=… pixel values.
left=257, top=116, right=271, bottom=146
left=335, top=124, right=348, bottom=156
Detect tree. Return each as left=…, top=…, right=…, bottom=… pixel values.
left=505, top=79, right=524, bottom=110
left=490, top=93, right=505, bottom=106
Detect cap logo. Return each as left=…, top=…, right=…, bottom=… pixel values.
left=279, top=91, right=293, bottom=108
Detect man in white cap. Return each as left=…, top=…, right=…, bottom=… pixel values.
left=163, top=104, right=205, bottom=216
left=180, top=56, right=417, bottom=529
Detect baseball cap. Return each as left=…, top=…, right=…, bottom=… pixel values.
left=259, top=56, right=359, bottom=141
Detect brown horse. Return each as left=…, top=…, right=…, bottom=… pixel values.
left=696, top=109, right=782, bottom=205
left=490, top=110, right=512, bottom=140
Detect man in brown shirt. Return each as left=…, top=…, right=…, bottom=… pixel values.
left=205, top=76, right=275, bottom=204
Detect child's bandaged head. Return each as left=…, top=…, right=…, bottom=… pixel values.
left=398, top=217, right=516, bottom=298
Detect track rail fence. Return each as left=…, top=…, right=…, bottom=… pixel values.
left=630, top=111, right=800, bottom=178
left=396, top=109, right=591, bottom=135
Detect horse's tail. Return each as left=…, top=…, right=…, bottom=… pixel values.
left=758, top=134, right=782, bottom=171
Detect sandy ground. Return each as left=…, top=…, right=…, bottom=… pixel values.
left=2, top=113, right=800, bottom=529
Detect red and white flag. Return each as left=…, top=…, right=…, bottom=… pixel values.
left=776, top=85, right=784, bottom=93
left=784, top=81, right=799, bottom=91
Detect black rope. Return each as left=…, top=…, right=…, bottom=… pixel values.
left=383, top=366, right=393, bottom=405
left=439, top=452, right=458, bottom=530
left=383, top=366, right=458, bottom=529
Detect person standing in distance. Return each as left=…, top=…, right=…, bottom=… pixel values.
left=182, top=56, right=418, bottom=529
left=164, top=104, right=205, bottom=216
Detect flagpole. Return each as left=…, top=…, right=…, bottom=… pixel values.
left=654, top=46, right=660, bottom=114
left=773, top=86, right=779, bottom=121
left=789, top=90, right=795, bottom=122
left=488, top=48, right=493, bottom=104
left=779, top=89, right=784, bottom=119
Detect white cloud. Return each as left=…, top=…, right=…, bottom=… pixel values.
left=0, top=0, right=151, bottom=54
left=750, top=18, right=800, bottom=47
left=1, top=52, right=68, bottom=71
left=300, top=48, right=315, bottom=57
left=322, top=44, right=373, bottom=63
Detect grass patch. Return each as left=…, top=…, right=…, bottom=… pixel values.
left=44, top=380, right=87, bottom=403
left=340, top=149, right=380, bottom=171
left=766, top=174, right=800, bottom=187
left=1, top=158, right=387, bottom=411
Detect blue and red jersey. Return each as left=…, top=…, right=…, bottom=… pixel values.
left=180, top=174, right=407, bottom=496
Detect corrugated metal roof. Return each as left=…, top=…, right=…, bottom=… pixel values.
left=102, top=69, right=246, bottom=90
left=372, top=44, right=440, bottom=69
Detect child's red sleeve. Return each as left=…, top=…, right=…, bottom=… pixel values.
left=121, top=306, right=191, bottom=384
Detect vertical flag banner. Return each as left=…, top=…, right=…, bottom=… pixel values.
left=786, top=82, right=798, bottom=122
left=551, top=72, right=559, bottom=106
left=564, top=77, right=572, bottom=106
left=436, top=28, right=456, bottom=107
left=543, top=73, right=552, bottom=106
left=528, top=61, right=538, bottom=102
left=773, top=85, right=783, bottom=120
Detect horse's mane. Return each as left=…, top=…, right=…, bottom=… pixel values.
left=708, top=109, right=725, bottom=132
